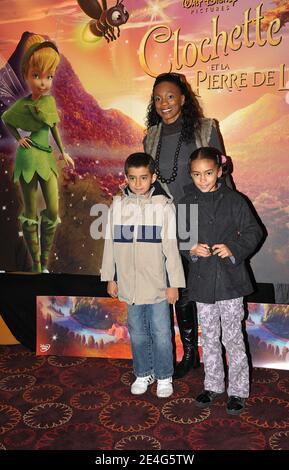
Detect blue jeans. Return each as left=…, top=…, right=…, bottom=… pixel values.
left=127, top=300, right=173, bottom=380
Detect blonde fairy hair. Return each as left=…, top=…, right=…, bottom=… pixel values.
left=22, top=34, right=60, bottom=77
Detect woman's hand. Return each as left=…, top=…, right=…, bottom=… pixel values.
left=190, top=243, right=211, bottom=257
left=107, top=281, right=118, bottom=298
left=61, top=152, right=75, bottom=168
left=211, top=244, right=233, bottom=258
left=18, top=137, right=32, bottom=149
left=166, top=287, right=179, bottom=304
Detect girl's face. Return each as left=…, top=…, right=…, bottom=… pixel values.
left=190, top=158, right=222, bottom=193
left=26, top=67, right=54, bottom=100
left=153, top=81, right=185, bottom=124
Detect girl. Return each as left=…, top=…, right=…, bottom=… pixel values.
left=179, top=146, right=263, bottom=414
left=2, top=34, right=74, bottom=273
left=144, top=72, right=225, bottom=379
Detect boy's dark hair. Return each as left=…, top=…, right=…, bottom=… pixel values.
left=188, top=146, right=229, bottom=175
left=124, top=152, right=156, bottom=175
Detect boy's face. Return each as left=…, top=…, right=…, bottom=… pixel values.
left=125, top=166, right=157, bottom=196
left=190, top=158, right=222, bottom=193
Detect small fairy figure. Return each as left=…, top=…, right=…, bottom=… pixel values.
left=2, top=34, right=74, bottom=273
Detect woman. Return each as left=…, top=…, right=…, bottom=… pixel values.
left=144, top=72, right=225, bottom=378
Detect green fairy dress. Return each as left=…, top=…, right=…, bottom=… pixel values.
left=2, top=94, right=64, bottom=182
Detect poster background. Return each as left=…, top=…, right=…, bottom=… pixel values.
left=36, top=296, right=289, bottom=370
left=36, top=296, right=131, bottom=358
left=0, top=0, right=288, bottom=283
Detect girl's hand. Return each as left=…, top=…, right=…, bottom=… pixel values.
left=107, top=281, right=118, bottom=298
left=211, top=244, right=233, bottom=258
left=166, top=287, right=179, bottom=304
left=61, top=152, right=75, bottom=168
left=190, top=243, right=211, bottom=257
left=18, top=137, right=32, bottom=149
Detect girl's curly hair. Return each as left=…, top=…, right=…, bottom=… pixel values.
left=145, top=73, right=204, bottom=143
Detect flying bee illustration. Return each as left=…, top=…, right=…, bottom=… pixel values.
left=77, top=0, right=129, bottom=43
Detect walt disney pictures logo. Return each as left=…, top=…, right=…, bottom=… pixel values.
left=183, top=0, right=239, bottom=14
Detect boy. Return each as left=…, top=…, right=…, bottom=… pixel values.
left=101, top=153, right=185, bottom=398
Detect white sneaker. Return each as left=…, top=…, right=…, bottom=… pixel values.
left=157, top=377, right=173, bottom=398
left=131, top=375, right=155, bottom=395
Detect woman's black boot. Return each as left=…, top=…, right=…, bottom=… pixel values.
left=173, top=301, right=200, bottom=379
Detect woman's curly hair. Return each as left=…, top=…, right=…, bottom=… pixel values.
left=145, top=73, right=204, bottom=143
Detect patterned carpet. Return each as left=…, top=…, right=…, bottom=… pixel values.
left=1, top=344, right=289, bottom=451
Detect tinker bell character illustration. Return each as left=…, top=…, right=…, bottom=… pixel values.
left=2, top=34, right=74, bottom=273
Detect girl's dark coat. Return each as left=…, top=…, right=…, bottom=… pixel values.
left=178, top=180, right=263, bottom=303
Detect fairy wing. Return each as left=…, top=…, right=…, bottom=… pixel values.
left=0, top=54, right=26, bottom=108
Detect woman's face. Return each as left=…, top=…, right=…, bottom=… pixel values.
left=153, top=81, right=185, bottom=124
left=26, top=66, right=54, bottom=100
